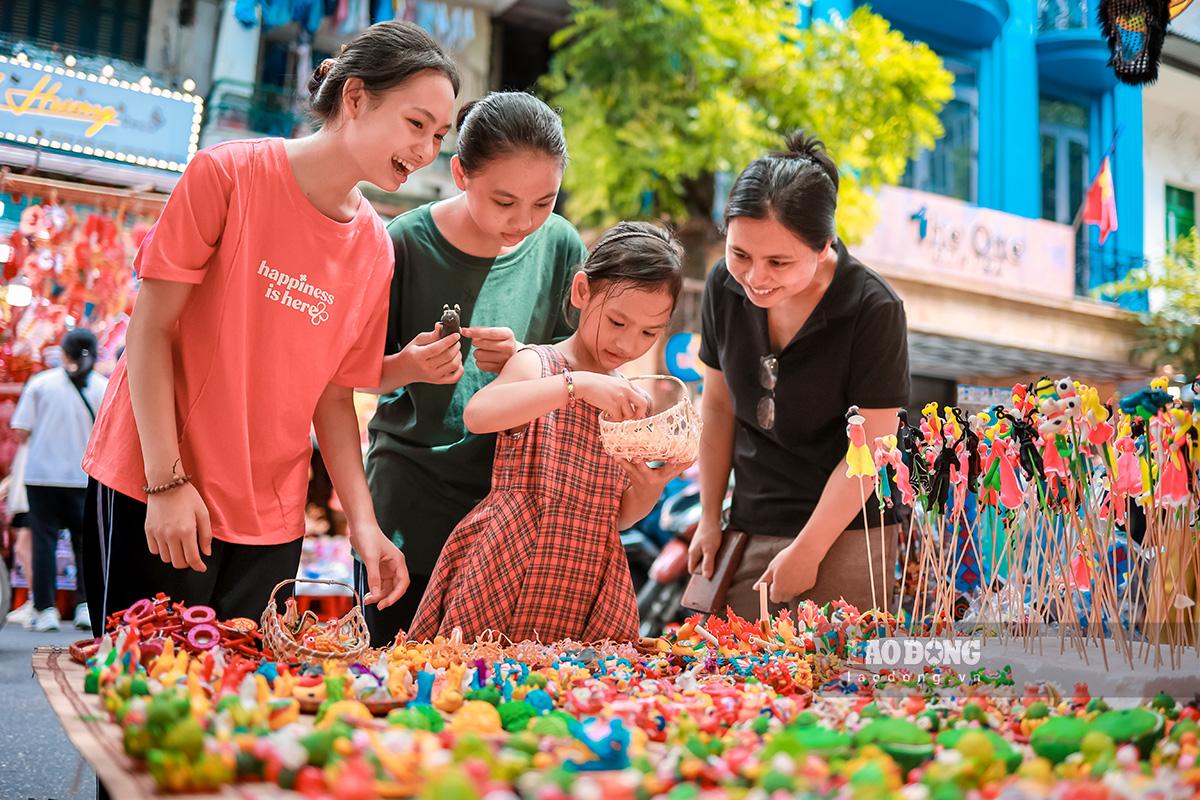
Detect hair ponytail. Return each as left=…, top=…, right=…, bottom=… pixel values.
left=307, top=21, right=460, bottom=126
left=723, top=129, right=839, bottom=251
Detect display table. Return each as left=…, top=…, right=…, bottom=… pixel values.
left=32, top=635, right=1200, bottom=799
left=32, top=647, right=301, bottom=800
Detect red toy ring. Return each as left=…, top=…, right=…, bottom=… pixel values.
left=124, top=598, right=153, bottom=623
left=183, top=606, right=216, bottom=625
left=188, top=624, right=220, bottom=650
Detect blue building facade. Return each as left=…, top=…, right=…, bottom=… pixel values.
left=811, top=0, right=1146, bottom=308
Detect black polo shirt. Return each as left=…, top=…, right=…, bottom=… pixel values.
left=698, top=241, right=910, bottom=537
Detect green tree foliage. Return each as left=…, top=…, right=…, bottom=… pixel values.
left=543, top=0, right=954, bottom=273
left=1098, top=230, right=1200, bottom=376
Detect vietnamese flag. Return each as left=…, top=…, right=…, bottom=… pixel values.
left=1083, top=157, right=1118, bottom=245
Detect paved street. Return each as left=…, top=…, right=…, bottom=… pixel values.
left=0, top=622, right=96, bottom=800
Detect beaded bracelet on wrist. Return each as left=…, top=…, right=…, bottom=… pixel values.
left=144, top=474, right=192, bottom=495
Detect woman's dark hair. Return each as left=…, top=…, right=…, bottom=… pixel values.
left=455, top=91, right=567, bottom=173
left=307, top=21, right=460, bottom=125
left=723, top=130, right=839, bottom=251
left=564, top=221, right=684, bottom=325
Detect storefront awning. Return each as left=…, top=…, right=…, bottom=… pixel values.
left=0, top=144, right=181, bottom=194
left=908, top=331, right=1152, bottom=384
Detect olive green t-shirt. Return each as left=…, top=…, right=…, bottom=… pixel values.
left=365, top=203, right=586, bottom=573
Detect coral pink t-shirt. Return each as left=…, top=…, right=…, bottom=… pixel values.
left=83, top=138, right=393, bottom=545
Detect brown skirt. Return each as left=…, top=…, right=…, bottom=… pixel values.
left=723, top=524, right=900, bottom=620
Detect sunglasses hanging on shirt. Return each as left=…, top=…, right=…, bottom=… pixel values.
left=757, top=354, right=778, bottom=431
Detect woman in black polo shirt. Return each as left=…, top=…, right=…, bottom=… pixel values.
left=687, top=132, right=910, bottom=619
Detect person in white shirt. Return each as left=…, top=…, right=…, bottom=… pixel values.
left=3, top=443, right=36, bottom=627
left=10, top=329, right=108, bottom=632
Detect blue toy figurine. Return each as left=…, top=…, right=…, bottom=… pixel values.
left=565, top=718, right=631, bottom=771
left=410, top=670, right=436, bottom=707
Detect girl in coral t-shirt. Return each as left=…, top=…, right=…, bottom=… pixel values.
left=80, top=21, right=460, bottom=630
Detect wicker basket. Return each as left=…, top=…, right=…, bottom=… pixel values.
left=598, top=375, right=701, bottom=463
left=260, top=578, right=369, bottom=664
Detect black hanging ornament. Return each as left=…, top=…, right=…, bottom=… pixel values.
left=1100, top=0, right=1173, bottom=84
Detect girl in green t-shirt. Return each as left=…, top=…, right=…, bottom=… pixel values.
left=362, top=91, right=587, bottom=645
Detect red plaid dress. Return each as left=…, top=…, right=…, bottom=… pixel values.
left=408, top=345, right=640, bottom=643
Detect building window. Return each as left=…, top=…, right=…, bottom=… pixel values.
left=1039, top=99, right=1089, bottom=224
left=1040, top=98, right=1090, bottom=294
left=1037, top=0, right=1093, bottom=32
left=0, top=0, right=152, bottom=64
left=902, top=60, right=978, bottom=203
left=1166, top=185, right=1196, bottom=251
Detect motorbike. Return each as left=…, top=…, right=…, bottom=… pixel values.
left=636, top=473, right=739, bottom=636
left=621, top=473, right=693, bottom=594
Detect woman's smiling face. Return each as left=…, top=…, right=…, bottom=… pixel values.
left=724, top=214, right=831, bottom=309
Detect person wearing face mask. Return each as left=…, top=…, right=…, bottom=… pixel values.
left=687, top=131, right=911, bottom=620
left=10, top=329, right=109, bottom=632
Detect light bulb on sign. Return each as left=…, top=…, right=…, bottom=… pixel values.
left=183, top=78, right=196, bottom=92
left=101, top=65, right=115, bottom=78
left=65, top=55, right=76, bottom=67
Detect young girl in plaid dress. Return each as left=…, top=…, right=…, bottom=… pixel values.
left=409, top=222, right=689, bottom=642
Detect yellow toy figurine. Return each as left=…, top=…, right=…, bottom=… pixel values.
left=267, top=697, right=300, bottom=731
left=671, top=620, right=704, bottom=657
left=844, top=405, right=882, bottom=614
left=387, top=662, right=415, bottom=703
left=273, top=667, right=297, bottom=699
left=844, top=406, right=875, bottom=479
left=254, top=673, right=271, bottom=706
left=942, top=407, right=962, bottom=442
left=164, top=652, right=191, bottom=688
left=434, top=663, right=467, bottom=714
left=316, top=699, right=373, bottom=730
left=149, top=638, right=176, bottom=681
left=921, top=402, right=942, bottom=437
left=292, top=674, right=327, bottom=706
left=187, top=671, right=211, bottom=723
left=450, top=700, right=503, bottom=734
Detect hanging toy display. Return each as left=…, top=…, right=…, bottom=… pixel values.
left=879, top=374, right=1200, bottom=672
left=1, top=189, right=156, bottom=384
left=1099, top=0, right=1174, bottom=84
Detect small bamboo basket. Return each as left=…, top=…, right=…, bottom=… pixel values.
left=598, top=375, right=702, bottom=463
left=260, top=578, right=369, bottom=664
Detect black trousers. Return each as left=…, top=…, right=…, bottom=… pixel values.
left=26, top=485, right=87, bottom=611
left=82, top=479, right=303, bottom=634
left=354, top=560, right=430, bottom=647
